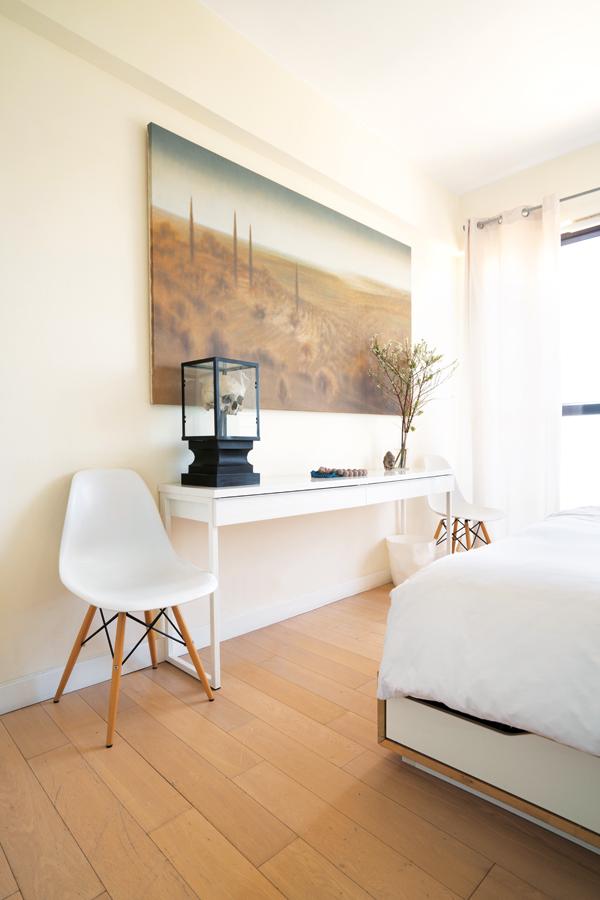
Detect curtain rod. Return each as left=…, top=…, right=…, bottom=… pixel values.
left=468, top=185, right=600, bottom=230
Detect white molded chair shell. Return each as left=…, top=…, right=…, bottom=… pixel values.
left=60, top=469, right=217, bottom=612
left=423, top=454, right=504, bottom=523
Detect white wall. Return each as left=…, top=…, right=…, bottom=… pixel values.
left=460, top=141, right=600, bottom=222
left=0, top=1, right=461, bottom=699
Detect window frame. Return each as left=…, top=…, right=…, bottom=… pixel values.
left=560, top=224, right=600, bottom=415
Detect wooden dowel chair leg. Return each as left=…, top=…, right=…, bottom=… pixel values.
left=172, top=605, right=214, bottom=701
left=452, top=518, right=459, bottom=554
left=53, top=605, right=97, bottom=703
left=433, top=519, right=444, bottom=541
left=106, top=612, right=127, bottom=748
left=144, top=610, right=159, bottom=669
left=480, top=521, right=492, bottom=544
left=464, top=519, right=472, bottom=551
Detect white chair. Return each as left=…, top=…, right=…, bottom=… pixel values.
left=424, top=455, right=504, bottom=552
left=54, top=468, right=217, bottom=747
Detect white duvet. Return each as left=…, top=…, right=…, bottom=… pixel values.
left=378, top=509, right=600, bottom=755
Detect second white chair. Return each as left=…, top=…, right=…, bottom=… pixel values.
left=54, top=468, right=217, bottom=747
left=424, top=454, right=504, bottom=552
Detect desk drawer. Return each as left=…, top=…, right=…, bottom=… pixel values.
left=365, top=474, right=453, bottom=506
left=215, top=485, right=368, bottom=525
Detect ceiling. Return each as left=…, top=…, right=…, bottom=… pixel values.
left=200, top=0, right=600, bottom=194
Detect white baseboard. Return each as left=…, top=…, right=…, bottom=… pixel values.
left=0, top=569, right=390, bottom=714
left=0, top=643, right=153, bottom=716
left=189, top=567, right=391, bottom=650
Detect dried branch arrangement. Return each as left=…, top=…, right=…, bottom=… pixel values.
left=370, top=337, right=457, bottom=469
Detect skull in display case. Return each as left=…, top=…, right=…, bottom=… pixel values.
left=180, top=357, right=260, bottom=486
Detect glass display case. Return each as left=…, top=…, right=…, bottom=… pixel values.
left=181, top=357, right=260, bottom=486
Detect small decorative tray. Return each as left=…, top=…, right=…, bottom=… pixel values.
left=311, top=467, right=368, bottom=479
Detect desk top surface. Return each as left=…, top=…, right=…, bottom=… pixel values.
left=159, top=467, right=453, bottom=501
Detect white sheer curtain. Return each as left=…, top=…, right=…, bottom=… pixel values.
left=465, top=196, right=561, bottom=533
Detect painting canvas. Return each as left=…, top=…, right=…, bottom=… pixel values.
left=148, top=124, right=411, bottom=414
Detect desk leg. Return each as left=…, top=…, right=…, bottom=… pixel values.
left=208, top=519, right=221, bottom=690
left=397, top=499, right=407, bottom=535
left=445, top=491, right=453, bottom=556
left=161, top=496, right=188, bottom=673
left=162, top=496, right=215, bottom=685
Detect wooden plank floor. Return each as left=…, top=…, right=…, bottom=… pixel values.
left=2, top=586, right=600, bottom=899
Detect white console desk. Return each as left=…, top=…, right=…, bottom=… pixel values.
left=159, top=467, right=453, bottom=689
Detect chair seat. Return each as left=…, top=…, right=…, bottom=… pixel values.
left=62, top=558, right=217, bottom=613
left=430, top=498, right=504, bottom=523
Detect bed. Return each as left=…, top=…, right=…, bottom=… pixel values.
left=378, top=508, right=600, bottom=848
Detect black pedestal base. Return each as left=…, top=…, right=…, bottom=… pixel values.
left=182, top=438, right=260, bottom=488
left=182, top=471, right=260, bottom=487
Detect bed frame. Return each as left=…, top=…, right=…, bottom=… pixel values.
left=378, top=696, right=600, bottom=850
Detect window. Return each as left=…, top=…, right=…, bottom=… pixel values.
left=560, top=225, right=600, bottom=508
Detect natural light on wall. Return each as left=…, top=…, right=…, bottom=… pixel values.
left=560, top=228, right=600, bottom=508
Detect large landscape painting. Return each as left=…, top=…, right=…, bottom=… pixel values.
left=148, top=124, right=411, bottom=413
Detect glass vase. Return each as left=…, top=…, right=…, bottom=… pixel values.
left=396, top=446, right=408, bottom=471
